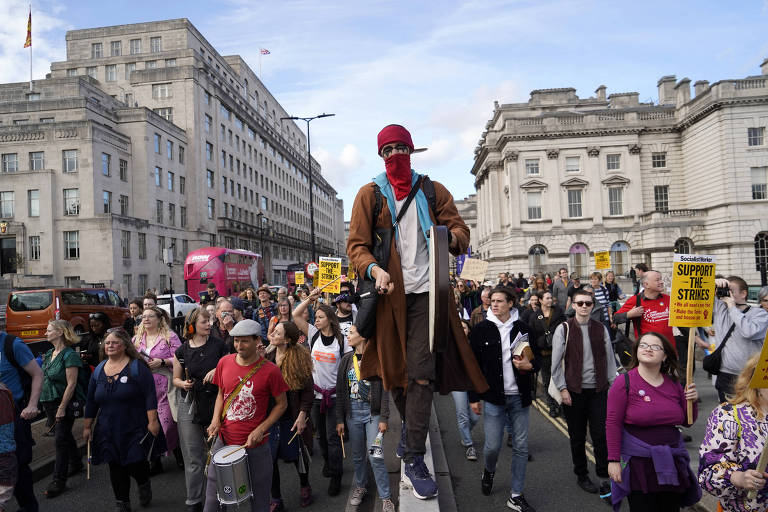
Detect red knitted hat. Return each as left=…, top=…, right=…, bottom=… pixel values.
left=377, top=124, right=427, bottom=156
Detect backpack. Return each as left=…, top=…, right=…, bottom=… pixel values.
left=1, top=332, right=32, bottom=409
left=93, top=358, right=141, bottom=381
left=310, top=329, right=345, bottom=363
left=372, top=174, right=438, bottom=227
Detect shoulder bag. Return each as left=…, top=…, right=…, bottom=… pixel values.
left=702, top=306, right=749, bottom=375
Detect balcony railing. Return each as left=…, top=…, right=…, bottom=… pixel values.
left=639, top=208, right=707, bottom=223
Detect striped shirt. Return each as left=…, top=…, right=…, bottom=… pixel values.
left=593, top=285, right=611, bottom=323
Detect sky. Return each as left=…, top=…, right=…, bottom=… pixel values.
left=2, top=0, right=768, bottom=220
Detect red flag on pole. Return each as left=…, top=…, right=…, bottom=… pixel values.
left=24, top=8, right=31, bottom=48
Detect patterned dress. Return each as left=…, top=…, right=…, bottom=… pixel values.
left=136, top=331, right=182, bottom=453
left=698, top=402, right=768, bottom=511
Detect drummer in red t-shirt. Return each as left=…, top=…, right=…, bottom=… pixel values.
left=614, top=270, right=675, bottom=344
left=204, top=319, right=289, bottom=512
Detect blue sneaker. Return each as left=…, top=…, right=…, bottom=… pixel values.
left=404, top=457, right=438, bottom=499
left=396, top=423, right=406, bottom=458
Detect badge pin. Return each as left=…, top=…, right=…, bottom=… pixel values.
left=643, top=396, right=651, bottom=402
left=638, top=389, right=645, bottom=396
left=120, top=375, right=128, bottom=383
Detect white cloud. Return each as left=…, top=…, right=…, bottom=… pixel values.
left=313, top=143, right=366, bottom=190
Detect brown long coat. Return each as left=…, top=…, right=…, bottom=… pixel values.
left=347, top=179, right=489, bottom=396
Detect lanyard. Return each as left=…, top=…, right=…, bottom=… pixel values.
left=352, top=353, right=362, bottom=382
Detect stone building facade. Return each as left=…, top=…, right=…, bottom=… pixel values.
left=471, top=60, right=768, bottom=284
left=0, top=18, right=344, bottom=295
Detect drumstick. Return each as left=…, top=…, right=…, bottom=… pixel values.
left=358, top=292, right=371, bottom=299
left=47, top=421, right=57, bottom=434
left=222, top=433, right=271, bottom=458
left=87, top=440, right=91, bottom=480
left=340, top=432, right=345, bottom=459
left=287, top=430, right=299, bottom=445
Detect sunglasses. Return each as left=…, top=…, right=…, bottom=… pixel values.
left=105, top=327, right=126, bottom=334
left=381, top=144, right=409, bottom=158
left=573, top=301, right=593, bottom=307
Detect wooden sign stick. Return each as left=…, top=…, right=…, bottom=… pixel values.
left=318, top=275, right=342, bottom=292
left=87, top=440, right=91, bottom=480
left=748, top=443, right=768, bottom=499
left=686, top=327, right=696, bottom=425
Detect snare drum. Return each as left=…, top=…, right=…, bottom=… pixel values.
left=212, top=445, right=252, bottom=505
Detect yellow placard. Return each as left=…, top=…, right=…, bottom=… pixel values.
left=749, top=331, right=768, bottom=388
left=669, top=253, right=716, bottom=327
left=595, top=251, right=611, bottom=270
left=295, top=271, right=305, bottom=285
left=318, top=257, right=342, bottom=294
left=460, top=258, right=489, bottom=283
left=348, top=268, right=356, bottom=280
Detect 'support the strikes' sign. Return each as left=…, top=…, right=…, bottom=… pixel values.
left=295, top=271, right=304, bottom=285
left=595, top=251, right=611, bottom=270
left=669, top=254, right=716, bottom=327
left=318, top=257, right=342, bottom=294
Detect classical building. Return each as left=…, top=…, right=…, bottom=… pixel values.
left=0, top=18, right=345, bottom=296
left=451, top=194, right=478, bottom=274
left=471, top=60, right=768, bottom=284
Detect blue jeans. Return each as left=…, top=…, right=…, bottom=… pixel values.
left=482, top=394, right=530, bottom=495
left=347, top=400, right=391, bottom=499
left=451, top=391, right=479, bottom=447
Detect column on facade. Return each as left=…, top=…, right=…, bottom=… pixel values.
left=506, top=155, right=521, bottom=231
left=488, top=165, right=502, bottom=235
left=588, top=149, right=603, bottom=225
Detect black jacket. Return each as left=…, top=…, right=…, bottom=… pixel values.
left=527, top=306, right=567, bottom=352
left=467, top=317, right=540, bottom=407
left=335, top=352, right=390, bottom=426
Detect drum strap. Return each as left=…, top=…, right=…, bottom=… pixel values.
left=220, top=358, right=266, bottom=422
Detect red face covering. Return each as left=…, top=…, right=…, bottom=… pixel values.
left=385, top=153, right=412, bottom=200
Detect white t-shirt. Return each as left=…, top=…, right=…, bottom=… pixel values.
left=308, top=325, right=353, bottom=399
left=394, top=196, right=429, bottom=294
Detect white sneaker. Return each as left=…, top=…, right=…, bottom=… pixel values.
left=350, top=486, right=367, bottom=506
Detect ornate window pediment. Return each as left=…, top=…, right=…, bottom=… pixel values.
left=520, top=179, right=548, bottom=190
left=560, top=177, right=589, bottom=188
left=601, top=175, right=631, bottom=186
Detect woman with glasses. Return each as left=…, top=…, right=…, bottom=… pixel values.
left=606, top=333, right=700, bottom=511
left=133, top=305, right=182, bottom=474
left=267, top=299, right=293, bottom=339
left=40, top=320, right=85, bottom=498
left=83, top=328, right=164, bottom=512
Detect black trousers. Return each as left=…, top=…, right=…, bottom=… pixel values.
left=13, top=412, right=38, bottom=512
left=53, top=413, right=80, bottom=482
left=311, top=399, right=343, bottom=476
left=108, top=460, right=150, bottom=502
left=391, top=292, right=434, bottom=464
left=561, top=388, right=608, bottom=478
left=627, top=490, right=681, bottom=512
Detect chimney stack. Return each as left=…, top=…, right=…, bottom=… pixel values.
left=595, top=85, right=606, bottom=102
left=762, top=57, right=768, bottom=75
left=693, top=80, right=709, bottom=97
left=674, top=78, right=691, bottom=106
left=657, top=75, right=676, bottom=105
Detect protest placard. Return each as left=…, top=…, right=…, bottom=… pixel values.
left=669, top=253, right=717, bottom=327
left=295, top=271, right=304, bottom=285
left=460, top=258, right=489, bottom=283
left=749, top=331, right=768, bottom=389
left=318, top=257, right=342, bottom=294
left=595, top=251, right=611, bottom=270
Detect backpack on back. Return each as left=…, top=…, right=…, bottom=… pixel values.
left=1, top=332, right=32, bottom=409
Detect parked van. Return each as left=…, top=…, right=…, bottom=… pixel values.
left=5, top=288, right=129, bottom=347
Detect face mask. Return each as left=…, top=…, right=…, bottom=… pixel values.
left=384, top=153, right=412, bottom=200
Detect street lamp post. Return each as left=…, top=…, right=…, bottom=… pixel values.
left=280, top=113, right=335, bottom=263
left=257, top=212, right=266, bottom=284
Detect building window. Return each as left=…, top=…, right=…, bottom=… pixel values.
left=146, top=60, right=157, bottom=69
left=119, top=159, right=128, bottom=181
left=567, top=189, right=582, bottom=218
left=606, top=153, right=621, bottom=170
left=101, top=153, right=111, bottom=176
left=138, top=233, right=146, bottom=260
left=110, top=41, right=121, bottom=56
left=220, top=104, right=231, bottom=120
left=207, top=170, right=214, bottom=188
left=64, top=231, right=79, bottom=260
left=29, top=151, right=44, bottom=171
left=179, top=146, right=185, bottom=164
left=565, top=156, right=580, bottom=172
left=0, top=192, right=13, bottom=218
left=203, top=90, right=211, bottom=105
left=528, top=245, right=547, bottom=273
left=157, top=236, right=165, bottom=261
left=86, top=67, right=97, bottom=78
left=103, top=191, right=112, bottom=213
left=121, top=230, right=131, bottom=258
left=751, top=167, right=767, bottom=200
left=610, top=241, right=630, bottom=275
left=152, top=83, right=171, bottom=100
left=105, top=65, right=117, bottom=82
left=29, top=236, right=40, bottom=261
left=40, top=117, right=54, bottom=123
left=66, top=68, right=77, bottom=77
left=182, top=239, right=188, bottom=259
left=119, top=194, right=128, bottom=215
left=608, top=187, right=623, bottom=216
left=167, top=171, right=174, bottom=191
left=569, top=243, right=589, bottom=279
left=62, top=150, right=77, bottom=173
left=154, top=107, right=172, bottom=122
left=207, top=197, right=215, bottom=219
left=205, top=114, right=212, bottom=133
left=166, top=140, right=173, bottom=160
left=150, top=37, right=162, bottom=53
left=674, top=238, right=692, bottom=254
left=654, top=185, right=669, bottom=212
left=122, top=274, right=132, bottom=294
left=28, top=190, right=39, bottom=217
left=91, top=43, right=102, bottom=59
left=159, top=275, right=167, bottom=290
left=156, top=200, right=163, bottom=223
left=125, top=62, right=136, bottom=79
left=130, top=39, right=141, bottom=55
left=179, top=177, right=185, bottom=195
left=154, top=166, right=162, bottom=186
left=180, top=206, right=187, bottom=228
left=153, top=134, right=161, bottom=154
left=748, top=127, right=765, bottom=147
left=652, top=152, right=667, bottom=168
left=756, top=232, right=768, bottom=273
left=525, top=159, right=539, bottom=176
left=2, top=154, right=18, bottom=173
left=165, top=58, right=176, bottom=67
left=526, top=192, right=542, bottom=220
left=138, top=274, right=148, bottom=293
left=206, top=142, right=213, bottom=161
left=63, top=189, right=79, bottom=216
left=168, top=203, right=175, bottom=226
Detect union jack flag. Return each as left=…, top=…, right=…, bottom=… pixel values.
left=260, top=48, right=270, bottom=55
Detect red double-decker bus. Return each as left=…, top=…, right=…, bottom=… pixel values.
left=184, top=247, right=263, bottom=301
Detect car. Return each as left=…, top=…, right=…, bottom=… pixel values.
left=156, top=294, right=198, bottom=318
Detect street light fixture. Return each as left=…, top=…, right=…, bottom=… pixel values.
left=280, top=113, right=335, bottom=263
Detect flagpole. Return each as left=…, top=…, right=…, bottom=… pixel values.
left=259, top=50, right=262, bottom=79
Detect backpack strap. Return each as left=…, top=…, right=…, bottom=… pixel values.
left=624, top=372, right=630, bottom=398
left=93, top=360, right=107, bottom=380
left=421, top=176, right=438, bottom=218
left=2, top=333, right=22, bottom=371
left=372, top=184, right=383, bottom=225
left=310, top=329, right=322, bottom=350
left=93, top=359, right=140, bottom=381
